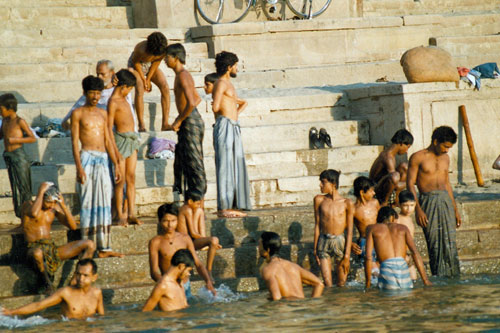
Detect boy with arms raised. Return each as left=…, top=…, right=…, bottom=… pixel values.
left=407, top=126, right=461, bottom=277
left=364, top=207, right=431, bottom=290
left=259, top=231, right=324, bottom=301
left=397, top=190, right=418, bottom=280
left=148, top=203, right=216, bottom=295
left=21, top=182, right=95, bottom=293
left=313, top=169, right=354, bottom=287
left=0, top=93, right=37, bottom=218
left=2, top=259, right=104, bottom=319
left=143, top=249, right=195, bottom=312
left=128, top=32, right=170, bottom=132
left=108, top=69, right=142, bottom=227
left=71, top=75, right=123, bottom=258
left=165, top=43, right=207, bottom=200
left=177, top=190, right=221, bottom=282
left=369, top=129, right=413, bottom=206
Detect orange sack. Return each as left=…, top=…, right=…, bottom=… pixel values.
left=400, top=46, right=459, bottom=83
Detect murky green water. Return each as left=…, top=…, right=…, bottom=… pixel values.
left=2, top=275, right=500, bottom=332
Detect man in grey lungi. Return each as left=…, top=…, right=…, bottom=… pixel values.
left=407, top=126, right=461, bottom=277
left=212, top=51, right=252, bottom=218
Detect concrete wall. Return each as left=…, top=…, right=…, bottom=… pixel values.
left=346, top=80, right=500, bottom=184
left=132, top=0, right=361, bottom=28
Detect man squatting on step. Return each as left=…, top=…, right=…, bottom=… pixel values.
left=407, top=126, right=461, bottom=277
left=212, top=51, right=252, bottom=218
left=71, top=75, right=123, bottom=258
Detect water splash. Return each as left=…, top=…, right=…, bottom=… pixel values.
left=0, top=313, right=55, bottom=329
left=196, top=284, right=247, bottom=304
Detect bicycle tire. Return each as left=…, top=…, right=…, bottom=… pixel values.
left=285, top=0, right=331, bottom=18
left=196, top=0, right=254, bottom=24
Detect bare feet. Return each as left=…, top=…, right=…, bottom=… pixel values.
left=127, top=216, right=143, bottom=226
left=114, top=217, right=128, bottom=227
left=98, top=250, right=125, bottom=258
left=138, top=126, right=147, bottom=133
left=217, top=210, right=247, bottom=218
left=208, top=270, right=215, bottom=285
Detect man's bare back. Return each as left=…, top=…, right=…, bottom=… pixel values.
left=173, top=70, right=201, bottom=118
left=368, top=223, right=409, bottom=262
left=108, top=92, right=135, bottom=133
left=369, top=151, right=393, bottom=183
left=261, top=258, right=306, bottom=299
left=150, top=276, right=188, bottom=312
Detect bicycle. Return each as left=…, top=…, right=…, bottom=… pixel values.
left=196, top=0, right=332, bottom=24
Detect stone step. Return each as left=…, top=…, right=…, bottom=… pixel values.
left=0, top=7, right=132, bottom=30
left=0, top=0, right=129, bottom=7
left=363, top=0, right=500, bottom=17
left=437, top=35, right=500, bottom=59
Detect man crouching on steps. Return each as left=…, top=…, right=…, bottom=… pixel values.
left=21, top=182, right=95, bottom=293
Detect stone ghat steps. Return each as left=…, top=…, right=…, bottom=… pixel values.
left=0, top=6, right=132, bottom=30
left=190, top=13, right=500, bottom=71
left=363, top=0, right=500, bottom=16
left=0, top=0, right=129, bottom=7
left=437, top=35, right=500, bottom=59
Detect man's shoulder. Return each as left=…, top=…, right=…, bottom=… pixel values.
left=313, top=194, right=326, bottom=203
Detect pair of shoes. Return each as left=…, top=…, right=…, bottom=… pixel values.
left=309, top=127, right=333, bottom=149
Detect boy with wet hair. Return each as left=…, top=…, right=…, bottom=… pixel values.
left=148, top=203, right=216, bottom=295
left=165, top=43, right=207, bottom=201
left=0, top=93, right=37, bottom=218
left=407, top=125, right=461, bottom=277
left=177, top=190, right=221, bottom=282
left=143, top=249, right=195, bottom=312
left=364, top=207, right=431, bottom=290
left=397, top=190, right=418, bottom=280
left=3, top=259, right=104, bottom=319
left=313, top=169, right=354, bottom=287
left=21, top=182, right=96, bottom=293
left=351, top=176, right=380, bottom=272
left=71, top=75, right=123, bottom=258
left=108, top=69, right=142, bottom=227
left=369, top=129, right=414, bottom=206
left=259, top=231, right=324, bottom=300
left=128, top=32, right=170, bottom=132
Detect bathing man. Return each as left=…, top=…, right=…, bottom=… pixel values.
left=143, top=249, right=194, bottom=312
left=313, top=169, right=354, bottom=287
left=128, top=32, right=170, bottom=132
left=71, top=75, right=123, bottom=258
left=21, top=182, right=95, bottom=293
left=364, top=207, right=431, bottom=290
left=107, top=69, right=142, bottom=227
left=212, top=51, right=251, bottom=218
left=369, top=129, right=413, bottom=206
left=407, top=126, right=461, bottom=277
left=396, top=190, right=418, bottom=280
left=0, top=93, right=37, bottom=218
left=2, top=259, right=104, bottom=319
left=165, top=43, right=207, bottom=199
left=259, top=231, right=324, bottom=300
left=148, top=203, right=216, bottom=295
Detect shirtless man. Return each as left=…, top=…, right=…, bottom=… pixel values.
left=21, top=182, right=95, bottom=292
left=143, top=249, right=194, bottom=312
left=108, top=69, right=142, bottom=227
left=396, top=190, right=418, bottom=280
left=369, top=129, right=414, bottom=206
left=313, top=169, right=354, bottom=287
left=351, top=176, right=380, bottom=272
left=364, top=207, right=431, bottom=290
left=407, top=126, right=461, bottom=277
left=2, top=259, right=104, bottom=319
left=0, top=93, right=37, bottom=218
left=148, top=203, right=216, bottom=295
left=165, top=43, right=207, bottom=200
left=128, top=32, right=170, bottom=132
left=177, top=190, right=221, bottom=282
left=212, top=51, right=251, bottom=218
left=71, top=75, right=123, bottom=258
left=259, top=231, right=324, bottom=301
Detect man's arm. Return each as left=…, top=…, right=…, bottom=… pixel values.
left=339, top=200, right=354, bottom=274
left=53, top=193, right=77, bottom=230
left=70, top=109, right=86, bottom=185
left=131, top=44, right=147, bottom=88
left=148, top=238, right=162, bottom=282
left=212, top=80, right=226, bottom=114
left=298, top=266, right=324, bottom=298
left=3, top=288, right=64, bottom=316
left=142, top=282, right=165, bottom=312
left=405, top=228, right=432, bottom=286
left=101, top=112, right=121, bottom=184
left=106, top=99, right=122, bottom=163
left=407, top=153, right=427, bottom=227
left=186, top=210, right=204, bottom=239
left=172, top=71, right=201, bottom=131
left=262, top=269, right=282, bottom=301
left=444, top=156, right=461, bottom=228
left=186, top=236, right=216, bottom=295
left=28, top=182, right=51, bottom=218
left=11, top=119, right=37, bottom=145
left=236, top=96, right=248, bottom=115
left=313, top=195, right=322, bottom=266
left=96, top=289, right=105, bottom=315
left=364, top=227, right=374, bottom=288
left=144, top=59, right=163, bottom=91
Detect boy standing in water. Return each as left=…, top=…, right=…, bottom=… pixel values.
left=0, top=93, right=37, bottom=218
left=396, top=190, right=418, bottom=280
left=177, top=190, right=221, bottom=282
left=313, top=169, right=354, bottom=287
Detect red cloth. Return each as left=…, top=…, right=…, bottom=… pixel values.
left=457, top=67, right=470, bottom=77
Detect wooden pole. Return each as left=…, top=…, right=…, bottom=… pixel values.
left=459, top=105, right=484, bottom=187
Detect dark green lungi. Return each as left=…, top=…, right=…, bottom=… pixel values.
left=3, top=147, right=32, bottom=217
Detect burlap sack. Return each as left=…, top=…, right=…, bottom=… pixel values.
left=400, top=46, right=459, bottom=83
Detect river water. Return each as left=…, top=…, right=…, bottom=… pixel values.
left=1, top=275, right=499, bottom=332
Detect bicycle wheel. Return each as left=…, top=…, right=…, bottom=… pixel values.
left=196, top=0, right=254, bottom=24
left=286, top=0, right=331, bottom=19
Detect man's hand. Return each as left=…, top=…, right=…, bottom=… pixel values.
left=114, top=167, right=122, bottom=184
left=144, top=78, right=152, bottom=92
left=171, top=119, right=182, bottom=132
left=2, top=307, right=13, bottom=316
left=351, top=243, right=362, bottom=256
left=57, top=193, right=65, bottom=206
left=39, top=181, right=53, bottom=193
left=112, top=74, right=118, bottom=87
left=161, top=123, right=173, bottom=131
left=455, top=210, right=462, bottom=228
left=416, top=206, right=428, bottom=228
left=313, top=250, right=320, bottom=266
left=77, top=168, right=87, bottom=185
left=339, top=257, right=350, bottom=275
left=207, top=283, right=217, bottom=296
